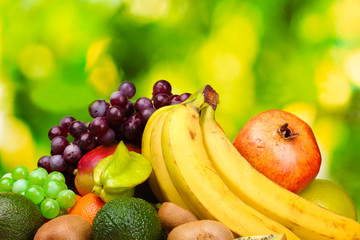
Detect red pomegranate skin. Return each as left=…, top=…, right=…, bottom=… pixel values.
left=233, top=109, right=321, bottom=194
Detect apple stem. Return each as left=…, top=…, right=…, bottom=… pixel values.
left=278, top=123, right=299, bottom=139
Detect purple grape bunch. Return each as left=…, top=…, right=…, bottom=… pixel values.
left=37, top=80, right=190, bottom=190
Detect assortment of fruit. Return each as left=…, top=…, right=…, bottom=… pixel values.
left=0, top=80, right=360, bottom=240
left=37, top=80, right=190, bottom=192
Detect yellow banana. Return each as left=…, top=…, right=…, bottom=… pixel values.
left=200, top=104, right=360, bottom=240
left=161, top=94, right=300, bottom=239
left=149, top=110, right=190, bottom=210
left=142, top=105, right=173, bottom=203
left=142, top=104, right=189, bottom=210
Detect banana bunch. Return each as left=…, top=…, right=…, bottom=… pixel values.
left=142, top=85, right=360, bottom=239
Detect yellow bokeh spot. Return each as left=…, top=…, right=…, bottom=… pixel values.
left=313, top=117, right=347, bottom=180
left=344, top=49, right=360, bottom=87
left=197, top=40, right=243, bottom=85
left=314, top=117, right=345, bottom=155
left=315, top=61, right=351, bottom=109
left=333, top=0, right=360, bottom=40
left=211, top=13, right=259, bottom=67
left=0, top=18, right=2, bottom=68
left=166, top=0, right=188, bottom=24
left=0, top=114, right=37, bottom=172
left=213, top=53, right=242, bottom=84
left=86, top=37, right=111, bottom=71
left=18, top=44, right=54, bottom=80
left=87, top=54, right=121, bottom=96
left=299, top=12, right=331, bottom=43
left=282, top=102, right=317, bottom=127
left=127, top=0, right=168, bottom=22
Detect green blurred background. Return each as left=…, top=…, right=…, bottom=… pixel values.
left=1, top=0, right=360, bottom=217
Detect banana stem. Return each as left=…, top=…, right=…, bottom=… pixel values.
left=188, top=85, right=219, bottom=110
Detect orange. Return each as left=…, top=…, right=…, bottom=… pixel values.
left=299, top=179, right=357, bottom=220
left=69, top=193, right=105, bottom=224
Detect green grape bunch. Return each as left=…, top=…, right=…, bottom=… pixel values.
left=0, top=166, right=77, bottom=219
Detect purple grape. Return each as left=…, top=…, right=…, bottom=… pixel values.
left=63, top=164, right=77, bottom=191
left=114, top=124, right=125, bottom=142
left=134, top=97, right=153, bottom=112
left=69, top=121, right=88, bottom=139
left=179, top=93, right=191, bottom=102
left=49, top=155, right=67, bottom=172
left=63, top=144, right=82, bottom=164
left=124, top=101, right=134, bottom=117
left=118, top=81, right=136, bottom=99
left=110, top=91, right=128, bottom=107
left=153, top=93, right=171, bottom=109
left=170, top=94, right=182, bottom=105
left=77, top=132, right=97, bottom=151
left=60, top=116, right=75, bottom=132
left=106, top=105, right=126, bottom=126
left=152, top=80, right=172, bottom=97
left=89, top=100, right=109, bottom=118
left=48, top=126, right=68, bottom=140
left=139, top=107, right=155, bottom=124
left=123, top=113, right=143, bottom=143
left=171, top=94, right=180, bottom=102
left=37, top=156, right=52, bottom=173
left=50, top=136, right=69, bottom=155
left=89, top=117, right=109, bottom=136
left=97, top=128, right=116, bottom=146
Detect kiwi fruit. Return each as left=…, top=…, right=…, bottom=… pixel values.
left=167, top=220, right=233, bottom=240
left=158, top=202, right=198, bottom=235
left=34, top=215, right=92, bottom=240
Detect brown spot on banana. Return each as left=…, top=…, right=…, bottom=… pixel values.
left=189, top=130, right=196, bottom=140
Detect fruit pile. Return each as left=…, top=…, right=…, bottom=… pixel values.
left=37, top=80, right=190, bottom=191
left=1, top=80, right=360, bottom=240
left=141, top=85, right=360, bottom=239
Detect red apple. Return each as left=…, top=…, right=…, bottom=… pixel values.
left=74, top=143, right=141, bottom=196
left=233, top=109, right=321, bottom=194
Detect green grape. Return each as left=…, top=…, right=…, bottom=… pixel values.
left=40, top=198, right=60, bottom=219
left=47, top=171, right=65, bottom=183
left=25, top=185, right=45, bottom=204
left=1, top=173, right=12, bottom=179
left=43, top=179, right=63, bottom=198
left=57, top=208, right=69, bottom=217
left=28, top=169, right=47, bottom=186
left=11, top=166, right=29, bottom=181
left=12, top=179, right=28, bottom=194
left=61, top=181, right=68, bottom=190
left=56, top=189, right=76, bottom=209
left=0, top=177, right=14, bottom=192
left=33, top=167, right=48, bottom=177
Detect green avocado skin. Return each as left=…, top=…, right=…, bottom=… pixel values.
left=0, top=192, right=45, bottom=240
left=92, top=197, right=163, bottom=240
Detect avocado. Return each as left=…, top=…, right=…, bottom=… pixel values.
left=92, top=197, right=162, bottom=240
left=0, top=192, right=44, bottom=240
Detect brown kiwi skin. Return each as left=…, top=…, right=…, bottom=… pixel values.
left=34, top=215, right=92, bottom=240
left=167, top=219, right=234, bottom=240
left=158, top=202, right=198, bottom=235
